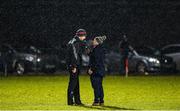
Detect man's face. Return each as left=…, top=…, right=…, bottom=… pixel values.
left=92, top=38, right=99, bottom=46
left=78, top=35, right=86, bottom=41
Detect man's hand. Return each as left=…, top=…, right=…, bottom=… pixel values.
left=88, top=69, right=93, bottom=75
left=72, top=68, right=77, bottom=73
left=85, top=48, right=91, bottom=55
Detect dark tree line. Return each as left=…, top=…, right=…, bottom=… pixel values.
left=0, top=0, right=180, bottom=49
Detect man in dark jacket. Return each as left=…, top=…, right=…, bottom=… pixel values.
left=88, top=36, right=106, bottom=106
left=119, top=35, right=130, bottom=75
left=66, top=29, right=87, bottom=105
left=119, top=35, right=134, bottom=76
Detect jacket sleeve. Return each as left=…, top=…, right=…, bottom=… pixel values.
left=88, top=53, right=93, bottom=68
left=66, top=44, right=77, bottom=70
left=95, top=48, right=105, bottom=75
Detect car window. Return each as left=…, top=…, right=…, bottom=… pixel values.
left=162, top=46, right=180, bottom=54
left=128, top=51, right=134, bottom=56
left=18, top=46, right=41, bottom=54
left=154, top=50, right=161, bottom=56
left=172, top=46, right=180, bottom=53
left=137, top=49, right=153, bottom=55
left=135, top=47, right=154, bottom=56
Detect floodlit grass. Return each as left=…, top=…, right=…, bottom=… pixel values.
left=0, top=74, right=180, bottom=110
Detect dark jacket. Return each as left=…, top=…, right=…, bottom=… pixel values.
left=89, top=45, right=106, bottom=77
left=66, top=37, right=86, bottom=69
left=119, top=40, right=129, bottom=55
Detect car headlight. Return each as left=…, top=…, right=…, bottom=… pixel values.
left=25, top=56, right=34, bottom=61
left=37, top=58, right=41, bottom=62
left=148, top=58, right=160, bottom=64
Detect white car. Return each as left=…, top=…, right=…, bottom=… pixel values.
left=161, top=44, right=180, bottom=71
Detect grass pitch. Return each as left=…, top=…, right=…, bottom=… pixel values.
left=0, top=74, right=180, bottom=110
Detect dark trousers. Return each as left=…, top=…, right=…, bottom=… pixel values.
left=120, top=55, right=128, bottom=74
left=90, top=75, right=104, bottom=103
left=67, top=69, right=81, bottom=105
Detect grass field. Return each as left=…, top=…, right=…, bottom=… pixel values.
left=0, top=74, right=180, bottom=110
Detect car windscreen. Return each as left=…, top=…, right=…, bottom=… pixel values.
left=162, top=46, right=180, bottom=54
left=135, top=47, right=158, bottom=56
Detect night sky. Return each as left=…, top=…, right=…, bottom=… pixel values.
left=0, top=0, right=180, bottom=49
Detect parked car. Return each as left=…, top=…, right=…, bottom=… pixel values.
left=161, top=44, right=180, bottom=72
left=0, top=44, right=58, bottom=75
left=42, top=47, right=67, bottom=71
left=105, top=48, right=161, bottom=74
left=135, top=46, right=176, bottom=73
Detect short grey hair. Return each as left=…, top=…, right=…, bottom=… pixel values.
left=95, top=36, right=107, bottom=44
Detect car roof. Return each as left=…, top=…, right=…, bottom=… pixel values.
left=162, top=44, right=180, bottom=49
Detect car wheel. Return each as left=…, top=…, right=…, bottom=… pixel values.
left=15, top=62, right=25, bottom=75
left=136, top=62, right=147, bottom=74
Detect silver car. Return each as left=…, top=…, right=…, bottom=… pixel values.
left=105, top=49, right=160, bottom=74
left=161, top=44, right=180, bottom=72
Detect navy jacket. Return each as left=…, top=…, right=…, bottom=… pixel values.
left=89, top=45, right=105, bottom=77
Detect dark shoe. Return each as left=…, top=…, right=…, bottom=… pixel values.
left=68, top=103, right=74, bottom=106
left=92, top=102, right=100, bottom=106
left=75, top=103, right=84, bottom=106
left=100, top=102, right=104, bottom=106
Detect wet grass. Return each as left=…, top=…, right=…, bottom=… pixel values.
left=0, top=75, right=180, bottom=110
